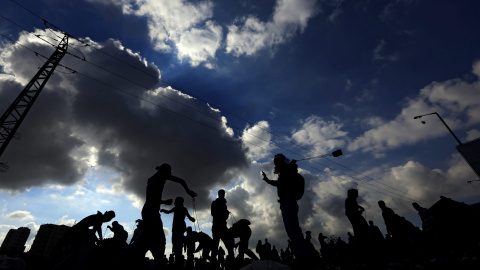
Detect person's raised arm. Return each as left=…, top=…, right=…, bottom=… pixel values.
left=168, top=175, right=197, bottom=198
left=262, top=171, right=277, bottom=186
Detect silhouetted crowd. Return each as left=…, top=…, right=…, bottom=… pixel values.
left=4, top=155, right=480, bottom=270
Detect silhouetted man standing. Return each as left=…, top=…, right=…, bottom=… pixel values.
left=211, top=189, right=230, bottom=262
left=262, top=153, right=310, bottom=264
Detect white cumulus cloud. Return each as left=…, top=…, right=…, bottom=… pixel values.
left=226, top=0, right=319, bottom=56
left=349, top=60, right=480, bottom=154
left=4, top=210, right=35, bottom=221
left=291, top=115, right=348, bottom=157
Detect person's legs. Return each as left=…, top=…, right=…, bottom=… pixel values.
left=202, top=245, right=211, bottom=261
left=221, top=232, right=234, bottom=258
left=212, top=222, right=228, bottom=260
left=211, top=223, right=220, bottom=260
left=142, top=204, right=166, bottom=267
left=239, top=237, right=259, bottom=260
left=223, top=233, right=235, bottom=259
left=172, top=230, right=184, bottom=267
left=280, top=200, right=310, bottom=263
left=244, top=249, right=259, bottom=260
left=172, top=230, right=184, bottom=255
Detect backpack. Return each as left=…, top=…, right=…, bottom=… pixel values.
left=293, top=172, right=305, bottom=200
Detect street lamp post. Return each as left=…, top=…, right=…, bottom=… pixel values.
left=414, top=112, right=480, bottom=182
left=413, top=112, right=462, bottom=145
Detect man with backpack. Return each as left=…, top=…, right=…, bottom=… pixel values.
left=262, top=153, right=310, bottom=265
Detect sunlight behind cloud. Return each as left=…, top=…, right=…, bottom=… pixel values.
left=241, top=121, right=273, bottom=161
left=119, top=0, right=218, bottom=65
left=176, top=20, right=222, bottom=66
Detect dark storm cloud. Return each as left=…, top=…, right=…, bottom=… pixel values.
left=0, top=31, right=248, bottom=202
left=0, top=78, right=85, bottom=190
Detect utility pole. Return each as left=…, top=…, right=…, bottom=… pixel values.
left=0, top=34, right=69, bottom=168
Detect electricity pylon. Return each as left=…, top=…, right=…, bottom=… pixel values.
left=0, top=33, right=69, bottom=169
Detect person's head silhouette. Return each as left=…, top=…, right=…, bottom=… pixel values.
left=273, top=154, right=289, bottom=173
left=378, top=200, right=386, bottom=209
left=412, top=202, right=423, bottom=211
left=174, top=196, right=184, bottom=207
left=156, top=163, right=172, bottom=175
left=104, top=210, right=115, bottom=222
left=347, top=188, right=358, bottom=198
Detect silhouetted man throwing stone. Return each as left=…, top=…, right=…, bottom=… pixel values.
left=142, top=163, right=197, bottom=268
left=262, top=153, right=310, bottom=265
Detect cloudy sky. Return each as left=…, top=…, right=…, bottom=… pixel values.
left=1, top=0, right=480, bottom=256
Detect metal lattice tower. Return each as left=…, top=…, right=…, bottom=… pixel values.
left=0, top=34, right=69, bottom=163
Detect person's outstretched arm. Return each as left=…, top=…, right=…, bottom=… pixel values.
left=234, top=241, right=241, bottom=248
left=160, top=207, right=175, bottom=214
left=194, top=244, right=202, bottom=253
left=185, top=208, right=195, bottom=222
left=168, top=175, right=197, bottom=198
left=161, top=199, right=174, bottom=205
left=94, top=224, right=103, bottom=241
left=129, top=231, right=137, bottom=245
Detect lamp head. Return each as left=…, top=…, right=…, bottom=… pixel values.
left=332, top=149, right=343, bottom=157
left=413, top=115, right=422, bottom=119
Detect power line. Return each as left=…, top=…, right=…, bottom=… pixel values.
left=7, top=0, right=317, bottom=159
left=1, top=26, right=432, bottom=206
left=54, top=51, right=433, bottom=205
left=54, top=38, right=430, bottom=205
left=323, top=156, right=434, bottom=205
left=0, top=6, right=435, bottom=206
left=298, top=161, right=434, bottom=205
left=0, top=13, right=292, bottom=159
left=1, top=3, right=348, bottom=161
